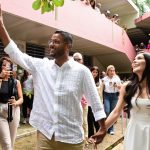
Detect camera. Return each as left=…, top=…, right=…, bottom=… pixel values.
left=6, top=64, right=12, bottom=71
left=6, top=63, right=17, bottom=71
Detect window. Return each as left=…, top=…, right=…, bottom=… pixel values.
left=84, top=55, right=93, bottom=67
left=0, top=41, right=6, bottom=58
left=26, top=43, right=45, bottom=58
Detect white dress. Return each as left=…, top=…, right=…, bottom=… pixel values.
left=124, top=97, right=150, bottom=150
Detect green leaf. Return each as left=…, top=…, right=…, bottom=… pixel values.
left=51, top=3, right=55, bottom=11
left=41, top=0, right=55, bottom=13
left=41, top=0, right=48, bottom=14
left=45, top=3, right=51, bottom=12
left=46, top=1, right=54, bottom=12
left=32, top=0, right=41, bottom=10
left=41, top=6, right=45, bottom=14
left=52, top=0, right=64, bottom=7
left=32, top=0, right=64, bottom=14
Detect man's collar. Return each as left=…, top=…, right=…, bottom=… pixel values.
left=52, top=58, right=74, bottom=69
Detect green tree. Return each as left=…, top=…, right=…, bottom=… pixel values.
left=145, top=0, right=150, bottom=8
left=32, top=0, right=64, bottom=14
left=133, top=0, right=150, bottom=14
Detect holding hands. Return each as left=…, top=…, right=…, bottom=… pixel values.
left=89, top=127, right=107, bottom=149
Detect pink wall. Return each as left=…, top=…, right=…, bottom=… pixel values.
left=135, top=12, right=150, bottom=24
left=1, top=0, right=136, bottom=61
left=143, top=49, right=150, bottom=53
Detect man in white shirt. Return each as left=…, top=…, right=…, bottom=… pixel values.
left=0, top=6, right=106, bottom=150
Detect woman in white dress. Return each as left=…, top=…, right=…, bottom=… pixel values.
left=104, top=52, right=150, bottom=150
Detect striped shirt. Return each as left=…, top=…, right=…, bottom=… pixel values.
left=4, top=40, right=106, bottom=144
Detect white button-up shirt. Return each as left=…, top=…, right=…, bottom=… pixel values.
left=5, top=40, right=106, bottom=144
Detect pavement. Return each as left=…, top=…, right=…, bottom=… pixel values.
left=15, top=117, right=125, bottom=150
left=112, top=142, right=123, bottom=150
left=85, top=118, right=125, bottom=150
left=17, top=124, right=36, bottom=139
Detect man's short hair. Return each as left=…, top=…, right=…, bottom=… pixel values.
left=55, top=30, right=73, bottom=48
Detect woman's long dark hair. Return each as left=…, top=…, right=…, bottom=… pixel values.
left=90, top=66, right=100, bottom=87
left=90, top=0, right=96, bottom=9
left=124, top=53, right=150, bottom=110
left=21, top=70, right=29, bottom=84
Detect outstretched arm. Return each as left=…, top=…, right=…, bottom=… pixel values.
left=0, top=5, right=42, bottom=72
left=0, top=4, right=11, bottom=47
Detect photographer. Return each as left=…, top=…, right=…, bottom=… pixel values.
left=0, top=57, right=23, bottom=150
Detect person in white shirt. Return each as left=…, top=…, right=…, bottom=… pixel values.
left=102, top=65, right=121, bottom=135
left=0, top=6, right=106, bottom=150
left=21, top=70, right=34, bottom=124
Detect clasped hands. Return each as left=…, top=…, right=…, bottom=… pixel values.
left=88, top=128, right=107, bottom=149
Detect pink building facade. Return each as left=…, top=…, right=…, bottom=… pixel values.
left=1, top=0, right=137, bottom=73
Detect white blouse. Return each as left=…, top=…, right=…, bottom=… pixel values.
left=102, top=75, right=121, bottom=93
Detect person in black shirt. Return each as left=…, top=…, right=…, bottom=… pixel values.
left=0, top=57, right=23, bottom=150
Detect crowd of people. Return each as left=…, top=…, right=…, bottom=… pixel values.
left=5, top=50, right=123, bottom=148
left=1, top=6, right=107, bottom=149
left=103, top=10, right=120, bottom=25
left=135, top=40, right=150, bottom=53
left=72, top=52, right=122, bottom=148
left=73, top=0, right=120, bottom=25
left=73, top=0, right=101, bottom=13
left=0, top=3, right=150, bottom=150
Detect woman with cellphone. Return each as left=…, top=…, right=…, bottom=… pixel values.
left=102, top=65, right=121, bottom=135
left=0, top=57, right=23, bottom=150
